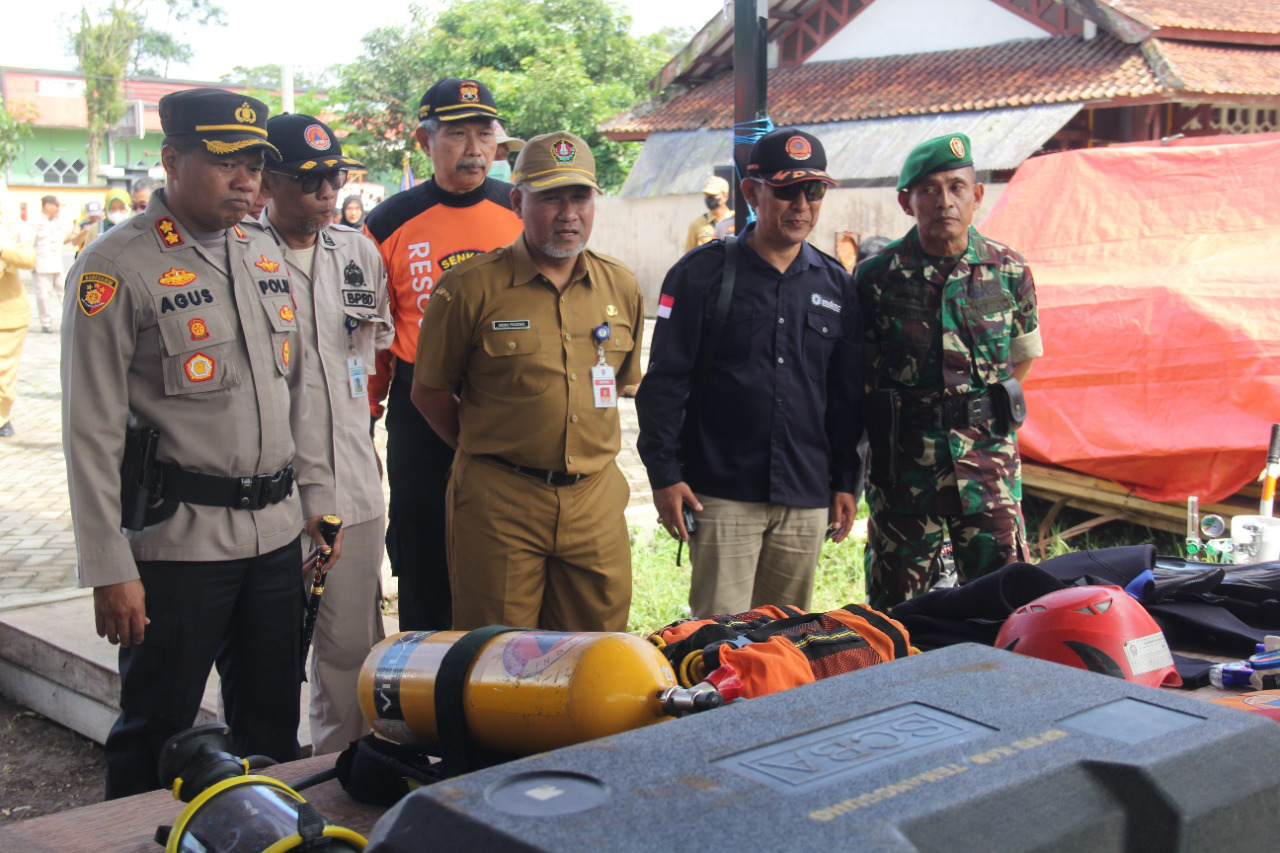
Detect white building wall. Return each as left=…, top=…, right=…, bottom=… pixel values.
left=808, top=0, right=1049, bottom=62
left=591, top=182, right=1008, bottom=312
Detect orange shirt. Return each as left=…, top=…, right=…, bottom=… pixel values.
left=363, top=178, right=521, bottom=413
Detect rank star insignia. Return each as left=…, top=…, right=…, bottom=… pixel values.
left=188, top=317, right=210, bottom=340
left=78, top=272, right=118, bottom=317
left=950, top=136, right=966, bottom=159
left=552, top=138, right=576, bottom=163
left=235, top=101, right=257, bottom=124
left=255, top=255, right=281, bottom=273
left=459, top=80, right=479, bottom=102
left=185, top=352, right=216, bottom=383
left=279, top=304, right=295, bottom=323
left=158, top=267, right=197, bottom=287
left=282, top=338, right=291, bottom=367
left=156, top=217, right=184, bottom=247
left=232, top=224, right=247, bottom=240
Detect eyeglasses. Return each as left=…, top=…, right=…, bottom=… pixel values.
left=268, top=169, right=349, bottom=195
left=131, top=201, right=147, bottom=212
left=755, top=179, right=829, bottom=202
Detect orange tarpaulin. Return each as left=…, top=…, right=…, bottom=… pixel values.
left=981, top=135, right=1280, bottom=504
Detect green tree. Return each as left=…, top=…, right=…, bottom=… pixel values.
left=72, top=1, right=225, bottom=183
left=337, top=0, right=673, bottom=191
left=0, top=100, right=36, bottom=176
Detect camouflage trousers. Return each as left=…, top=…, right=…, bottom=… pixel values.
left=865, top=503, right=1029, bottom=611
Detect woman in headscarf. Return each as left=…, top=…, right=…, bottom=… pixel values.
left=339, top=195, right=365, bottom=229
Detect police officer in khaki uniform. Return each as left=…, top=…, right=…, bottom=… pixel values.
left=61, top=88, right=340, bottom=799
left=413, top=131, right=644, bottom=632
left=260, top=114, right=393, bottom=755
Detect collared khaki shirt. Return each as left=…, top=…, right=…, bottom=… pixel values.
left=62, top=189, right=336, bottom=587
left=264, top=215, right=393, bottom=526
left=416, top=235, right=644, bottom=475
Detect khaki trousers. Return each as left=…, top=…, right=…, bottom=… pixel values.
left=306, top=516, right=386, bottom=755
left=33, top=272, right=63, bottom=328
left=0, top=324, right=26, bottom=422
left=687, top=495, right=828, bottom=618
left=447, top=451, right=631, bottom=632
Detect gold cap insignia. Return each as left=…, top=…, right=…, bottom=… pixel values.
left=235, top=101, right=257, bottom=124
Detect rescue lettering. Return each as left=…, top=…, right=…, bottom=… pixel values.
left=407, top=242, right=432, bottom=294
left=258, top=278, right=291, bottom=295
left=159, top=288, right=217, bottom=314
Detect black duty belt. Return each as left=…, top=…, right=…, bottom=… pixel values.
left=480, top=455, right=587, bottom=487
left=157, top=462, right=295, bottom=510
left=900, top=392, right=996, bottom=431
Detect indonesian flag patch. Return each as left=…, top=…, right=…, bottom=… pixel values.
left=657, top=293, right=674, bottom=319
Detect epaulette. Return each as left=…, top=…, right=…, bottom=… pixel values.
left=448, top=246, right=507, bottom=278
left=585, top=249, right=633, bottom=271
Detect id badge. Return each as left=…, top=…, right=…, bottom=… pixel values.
left=348, top=356, right=368, bottom=398
left=591, top=364, right=617, bottom=408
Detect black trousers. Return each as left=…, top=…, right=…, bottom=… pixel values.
left=384, top=360, right=455, bottom=630
left=103, top=536, right=303, bottom=800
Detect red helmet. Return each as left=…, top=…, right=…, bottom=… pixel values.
left=996, top=586, right=1182, bottom=688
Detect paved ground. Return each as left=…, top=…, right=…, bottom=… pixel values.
left=0, top=266, right=658, bottom=609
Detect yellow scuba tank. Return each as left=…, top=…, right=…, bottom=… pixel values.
left=357, top=629, right=736, bottom=756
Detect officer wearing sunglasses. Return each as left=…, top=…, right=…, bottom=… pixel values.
left=258, top=113, right=394, bottom=756
left=637, top=127, right=865, bottom=618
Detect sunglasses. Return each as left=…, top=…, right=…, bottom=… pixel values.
left=269, top=169, right=349, bottom=195
left=756, top=179, right=829, bottom=202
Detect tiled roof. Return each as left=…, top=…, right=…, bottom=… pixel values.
left=1103, top=1, right=1280, bottom=35
left=1146, top=38, right=1280, bottom=96
left=603, top=35, right=1159, bottom=136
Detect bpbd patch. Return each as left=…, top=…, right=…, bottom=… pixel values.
left=78, top=272, right=118, bottom=317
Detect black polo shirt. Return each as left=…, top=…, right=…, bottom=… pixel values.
left=636, top=225, right=864, bottom=508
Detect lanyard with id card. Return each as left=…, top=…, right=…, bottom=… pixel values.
left=345, top=315, right=367, bottom=398
left=591, top=323, right=616, bottom=408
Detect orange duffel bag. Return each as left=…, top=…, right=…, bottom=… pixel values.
left=648, top=604, right=916, bottom=699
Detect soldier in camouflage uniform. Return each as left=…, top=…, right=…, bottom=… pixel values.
left=856, top=133, right=1042, bottom=610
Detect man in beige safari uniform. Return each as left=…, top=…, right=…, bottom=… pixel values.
left=61, top=88, right=339, bottom=799
left=261, top=113, right=393, bottom=755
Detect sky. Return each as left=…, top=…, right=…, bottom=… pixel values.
left=4, top=0, right=729, bottom=82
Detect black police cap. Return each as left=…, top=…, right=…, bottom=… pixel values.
left=265, top=114, right=365, bottom=173
left=418, top=78, right=500, bottom=123
left=159, top=88, right=281, bottom=161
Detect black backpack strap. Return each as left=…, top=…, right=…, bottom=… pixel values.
left=840, top=604, right=910, bottom=659
left=689, top=235, right=738, bottom=417
left=434, top=625, right=524, bottom=776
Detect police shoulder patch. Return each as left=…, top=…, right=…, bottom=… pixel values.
left=156, top=217, right=184, bottom=247
left=78, top=272, right=119, bottom=317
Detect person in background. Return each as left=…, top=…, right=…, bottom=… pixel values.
left=488, top=123, right=524, bottom=183
left=130, top=177, right=162, bottom=215
left=683, top=175, right=733, bottom=254
left=31, top=195, right=72, bottom=333
left=75, top=188, right=133, bottom=256
left=0, top=182, right=34, bottom=438
left=340, top=195, right=366, bottom=229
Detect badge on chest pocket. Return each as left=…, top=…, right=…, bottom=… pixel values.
left=591, top=364, right=616, bottom=408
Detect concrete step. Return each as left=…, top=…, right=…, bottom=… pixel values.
left=0, top=594, right=399, bottom=752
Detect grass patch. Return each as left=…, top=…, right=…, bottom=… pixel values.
left=626, top=502, right=868, bottom=636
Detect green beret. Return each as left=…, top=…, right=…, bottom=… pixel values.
left=897, top=133, right=973, bottom=192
